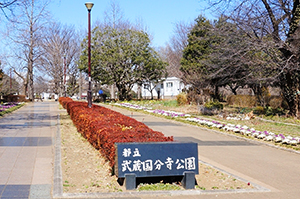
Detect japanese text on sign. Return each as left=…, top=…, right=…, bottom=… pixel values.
left=121, top=147, right=196, bottom=172
left=115, top=142, right=199, bottom=178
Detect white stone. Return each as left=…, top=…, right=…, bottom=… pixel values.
left=274, top=137, right=282, bottom=143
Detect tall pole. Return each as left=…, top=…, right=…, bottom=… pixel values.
left=63, top=54, right=67, bottom=97
left=85, top=2, right=94, bottom=108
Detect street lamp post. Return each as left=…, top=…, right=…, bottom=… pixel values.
left=63, top=54, right=67, bottom=97
left=85, top=2, right=94, bottom=108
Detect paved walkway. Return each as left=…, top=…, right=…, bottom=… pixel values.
left=104, top=105, right=300, bottom=199
left=0, top=102, right=57, bottom=199
left=2, top=102, right=300, bottom=199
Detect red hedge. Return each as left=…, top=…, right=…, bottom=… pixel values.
left=59, top=97, right=173, bottom=167
left=58, top=97, right=73, bottom=109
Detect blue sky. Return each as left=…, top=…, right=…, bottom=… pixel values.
left=49, top=0, right=213, bottom=47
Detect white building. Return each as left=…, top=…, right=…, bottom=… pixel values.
left=133, top=77, right=186, bottom=99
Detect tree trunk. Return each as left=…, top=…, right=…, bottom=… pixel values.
left=137, top=85, right=141, bottom=99
left=214, top=86, right=220, bottom=101
left=13, top=69, right=28, bottom=96
left=116, top=84, right=125, bottom=101
left=28, top=22, right=34, bottom=101
left=110, top=84, right=115, bottom=100
left=249, top=84, right=264, bottom=106
left=283, top=92, right=300, bottom=118
left=281, top=1, right=300, bottom=118
left=280, top=70, right=300, bottom=118
left=229, top=84, right=238, bottom=95
left=79, top=72, right=82, bottom=99
left=28, top=62, right=34, bottom=100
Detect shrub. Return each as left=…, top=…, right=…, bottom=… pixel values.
left=204, top=100, right=223, bottom=110
left=3, top=95, right=27, bottom=102
left=227, top=95, right=257, bottom=107
left=58, top=97, right=173, bottom=168
left=265, top=107, right=286, bottom=116
left=199, top=100, right=223, bottom=115
left=186, top=89, right=198, bottom=104
left=58, top=97, right=73, bottom=109
left=176, top=93, right=187, bottom=106
left=268, top=96, right=283, bottom=109
left=253, top=106, right=265, bottom=115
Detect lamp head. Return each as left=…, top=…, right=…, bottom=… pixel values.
left=85, top=2, right=94, bottom=11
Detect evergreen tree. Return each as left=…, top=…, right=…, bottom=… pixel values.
left=180, top=15, right=215, bottom=94
left=79, top=27, right=166, bottom=101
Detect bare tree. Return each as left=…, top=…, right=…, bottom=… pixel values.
left=39, top=22, right=80, bottom=97
left=161, top=21, right=193, bottom=78
left=0, top=71, right=20, bottom=96
left=5, top=0, right=51, bottom=100
left=34, top=75, right=48, bottom=97
left=0, top=0, right=18, bottom=21
left=202, top=0, right=300, bottom=117
left=103, top=0, right=131, bottom=30
left=12, top=63, right=28, bottom=95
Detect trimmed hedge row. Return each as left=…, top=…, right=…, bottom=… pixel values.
left=59, top=97, right=173, bottom=167
left=59, top=97, right=73, bottom=109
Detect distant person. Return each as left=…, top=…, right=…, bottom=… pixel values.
left=98, top=89, right=106, bottom=102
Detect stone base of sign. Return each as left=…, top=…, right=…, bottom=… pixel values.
left=122, top=173, right=195, bottom=190
left=125, top=173, right=136, bottom=190
left=181, top=171, right=195, bottom=189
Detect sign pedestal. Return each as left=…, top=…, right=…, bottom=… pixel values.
left=182, top=171, right=195, bottom=189
left=125, top=173, right=136, bottom=190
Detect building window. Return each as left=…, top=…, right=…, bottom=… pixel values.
left=166, top=82, right=173, bottom=88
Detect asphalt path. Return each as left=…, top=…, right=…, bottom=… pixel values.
left=104, top=104, right=300, bottom=199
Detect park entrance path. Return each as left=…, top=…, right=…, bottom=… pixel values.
left=105, top=104, right=300, bottom=199
left=0, top=102, right=57, bottom=199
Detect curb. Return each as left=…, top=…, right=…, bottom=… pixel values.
left=53, top=113, right=63, bottom=198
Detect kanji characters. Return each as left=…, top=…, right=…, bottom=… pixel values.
left=165, top=157, right=174, bottom=170
left=121, top=147, right=197, bottom=173
left=122, top=160, right=132, bottom=172
left=122, top=148, right=131, bottom=157
left=154, top=160, right=164, bottom=170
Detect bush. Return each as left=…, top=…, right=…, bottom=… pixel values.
left=268, top=96, right=283, bottom=109
left=58, top=97, right=73, bottom=109
left=253, top=106, right=265, bottom=115
left=265, top=107, right=286, bottom=116
left=176, top=93, right=187, bottom=106
left=199, top=100, right=223, bottom=115
left=204, top=100, right=223, bottom=110
left=3, top=95, right=27, bottom=102
left=59, top=97, right=173, bottom=168
left=227, top=95, right=257, bottom=107
left=186, top=89, right=198, bottom=104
